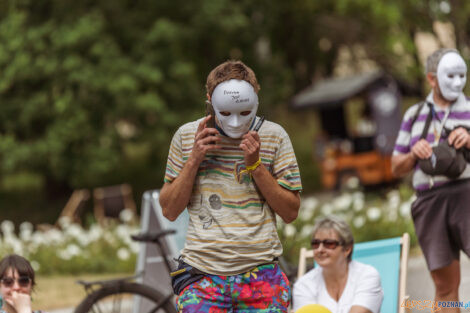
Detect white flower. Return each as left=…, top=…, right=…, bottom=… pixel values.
left=88, top=224, right=103, bottom=242
left=333, top=194, right=352, bottom=211
left=299, top=207, right=315, bottom=222
left=119, top=209, right=135, bottom=223
left=76, top=233, right=91, bottom=247
left=399, top=202, right=412, bottom=218
left=284, top=224, right=296, bottom=238
left=386, top=209, right=398, bottom=222
left=345, top=176, right=360, bottom=189
left=386, top=190, right=401, bottom=210
left=57, top=216, right=71, bottom=229
left=4, top=236, right=24, bottom=255
left=104, top=232, right=117, bottom=245
left=129, top=241, right=141, bottom=254
left=115, top=225, right=131, bottom=241
left=302, top=196, right=318, bottom=211
left=353, top=216, right=366, bottom=228
left=19, top=228, right=32, bottom=242
left=1, top=220, right=15, bottom=235
left=300, top=225, right=315, bottom=239
left=117, top=247, right=130, bottom=260
left=367, top=207, right=381, bottom=221
left=57, top=250, right=71, bottom=260
left=320, top=203, right=333, bottom=216
left=352, top=192, right=365, bottom=212
left=30, top=231, right=46, bottom=247
left=66, top=244, right=81, bottom=257
left=30, top=260, right=40, bottom=271
left=43, top=228, right=64, bottom=245
left=64, top=224, right=84, bottom=241
left=19, top=222, right=33, bottom=233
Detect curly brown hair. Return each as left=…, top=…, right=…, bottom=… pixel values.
left=205, top=60, right=260, bottom=97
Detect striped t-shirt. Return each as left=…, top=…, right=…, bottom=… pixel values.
left=393, top=92, right=470, bottom=191
left=164, top=116, right=302, bottom=275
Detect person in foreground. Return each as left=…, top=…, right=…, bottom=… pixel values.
left=392, top=48, right=470, bottom=313
left=293, top=216, right=383, bottom=313
left=0, top=254, right=43, bottom=313
left=159, top=60, right=302, bottom=312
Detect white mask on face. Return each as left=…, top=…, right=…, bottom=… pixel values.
left=211, top=79, right=259, bottom=138
left=437, top=52, right=467, bottom=101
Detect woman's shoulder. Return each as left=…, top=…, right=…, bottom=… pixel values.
left=349, top=260, right=381, bottom=279
left=294, top=266, right=323, bottom=287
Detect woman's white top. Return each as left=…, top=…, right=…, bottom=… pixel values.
left=292, top=260, right=383, bottom=313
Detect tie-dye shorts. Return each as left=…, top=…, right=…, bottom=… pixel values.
left=176, top=263, right=290, bottom=313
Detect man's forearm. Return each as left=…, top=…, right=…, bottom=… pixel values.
left=391, top=153, right=417, bottom=177
left=251, top=164, right=300, bottom=223
left=159, top=158, right=200, bottom=221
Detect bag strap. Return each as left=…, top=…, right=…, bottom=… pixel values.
left=420, top=102, right=433, bottom=140
left=410, top=101, right=426, bottom=127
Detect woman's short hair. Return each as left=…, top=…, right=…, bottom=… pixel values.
left=311, top=215, right=355, bottom=261
left=0, top=254, right=36, bottom=288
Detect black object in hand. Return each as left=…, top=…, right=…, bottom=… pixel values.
left=254, top=116, right=265, bottom=132
left=205, top=100, right=215, bottom=128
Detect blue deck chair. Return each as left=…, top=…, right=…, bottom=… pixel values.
left=297, top=233, right=410, bottom=313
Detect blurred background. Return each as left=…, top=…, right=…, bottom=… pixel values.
left=1, top=0, right=470, bottom=309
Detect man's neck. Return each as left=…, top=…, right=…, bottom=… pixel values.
left=432, top=90, right=453, bottom=109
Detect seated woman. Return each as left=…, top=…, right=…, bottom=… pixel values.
left=293, top=216, right=383, bottom=313
left=0, top=254, right=44, bottom=313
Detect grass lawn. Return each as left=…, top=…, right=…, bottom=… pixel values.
left=33, top=273, right=132, bottom=311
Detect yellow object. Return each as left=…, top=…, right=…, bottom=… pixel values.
left=235, top=159, right=262, bottom=182
left=246, top=158, right=261, bottom=172
left=295, top=304, right=332, bottom=313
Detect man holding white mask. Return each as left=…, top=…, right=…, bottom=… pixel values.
left=160, top=60, right=302, bottom=312
left=392, top=48, right=470, bottom=312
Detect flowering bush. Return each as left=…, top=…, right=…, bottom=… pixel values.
left=0, top=184, right=419, bottom=275
left=277, top=181, right=418, bottom=265
left=0, top=209, right=140, bottom=275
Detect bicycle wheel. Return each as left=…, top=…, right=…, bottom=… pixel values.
left=74, top=282, right=177, bottom=313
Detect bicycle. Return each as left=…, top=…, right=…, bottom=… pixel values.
left=74, top=229, right=179, bottom=313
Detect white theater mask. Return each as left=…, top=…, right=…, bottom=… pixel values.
left=437, top=52, right=467, bottom=101
left=210, top=79, right=259, bottom=138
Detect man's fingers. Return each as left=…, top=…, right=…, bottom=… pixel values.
left=195, top=128, right=219, bottom=141
left=200, top=135, right=220, bottom=146
left=241, top=138, right=258, bottom=153
left=454, top=136, right=466, bottom=149
left=413, top=145, right=431, bottom=159
left=448, top=133, right=456, bottom=145
left=197, top=118, right=207, bottom=132
left=242, top=132, right=260, bottom=149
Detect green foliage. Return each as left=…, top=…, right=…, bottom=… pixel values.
left=1, top=0, right=466, bottom=213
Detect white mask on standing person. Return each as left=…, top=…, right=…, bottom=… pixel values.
left=210, top=79, right=259, bottom=138
left=437, top=52, right=467, bottom=101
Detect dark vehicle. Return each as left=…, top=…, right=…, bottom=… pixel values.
left=292, top=71, right=402, bottom=189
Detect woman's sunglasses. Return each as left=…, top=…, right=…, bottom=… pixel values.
left=0, top=276, right=32, bottom=288
left=311, top=239, right=343, bottom=250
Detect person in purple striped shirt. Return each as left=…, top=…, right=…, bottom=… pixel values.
left=392, top=48, right=470, bottom=313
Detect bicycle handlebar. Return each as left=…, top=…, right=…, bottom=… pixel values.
left=131, top=229, right=176, bottom=243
